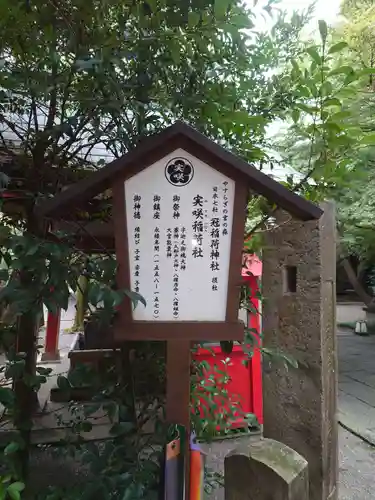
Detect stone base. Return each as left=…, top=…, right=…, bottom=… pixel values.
left=40, top=350, right=61, bottom=363
left=225, top=438, right=309, bottom=500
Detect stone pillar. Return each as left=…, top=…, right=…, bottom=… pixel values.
left=262, top=202, right=338, bottom=500
left=225, top=438, right=309, bottom=500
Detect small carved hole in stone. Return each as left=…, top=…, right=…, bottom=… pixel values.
left=283, top=265, right=297, bottom=294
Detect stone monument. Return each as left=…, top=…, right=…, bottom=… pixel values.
left=225, top=438, right=309, bottom=500
left=262, top=201, right=338, bottom=500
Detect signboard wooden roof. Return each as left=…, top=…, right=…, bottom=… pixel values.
left=37, top=121, right=322, bottom=221
left=37, top=122, right=323, bottom=433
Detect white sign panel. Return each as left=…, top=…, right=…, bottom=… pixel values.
left=124, top=148, right=235, bottom=321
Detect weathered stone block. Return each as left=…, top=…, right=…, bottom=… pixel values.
left=262, top=201, right=338, bottom=500
left=225, top=438, right=309, bottom=500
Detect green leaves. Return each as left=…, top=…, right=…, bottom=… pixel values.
left=219, top=341, right=233, bottom=355
left=4, top=441, right=20, bottom=456
left=57, top=375, right=71, bottom=391
left=6, top=482, right=24, bottom=500
left=188, top=11, right=200, bottom=27
left=323, top=98, right=342, bottom=108
left=36, top=366, right=52, bottom=376
left=5, top=360, right=26, bottom=380
left=0, top=387, right=14, bottom=406
left=166, top=38, right=181, bottom=65
left=295, top=103, right=319, bottom=115
left=306, top=46, right=322, bottom=65
left=318, top=20, right=328, bottom=44
left=214, top=0, right=231, bottom=19
left=328, top=41, right=348, bottom=54
left=124, top=289, right=146, bottom=309
left=329, top=66, right=355, bottom=77
left=320, top=80, right=333, bottom=97
left=0, top=479, right=25, bottom=500
left=79, top=421, right=93, bottom=433
left=359, top=133, right=375, bottom=146
left=261, top=348, right=299, bottom=369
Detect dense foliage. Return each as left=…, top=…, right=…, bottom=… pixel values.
left=273, top=0, right=375, bottom=301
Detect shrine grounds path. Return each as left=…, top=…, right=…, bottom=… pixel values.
left=337, top=303, right=375, bottom=446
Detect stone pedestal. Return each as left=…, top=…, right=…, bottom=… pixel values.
left=40, top=349, right=61, bottom=363
left=225, top=438, right=309, bottom=500
left=262, top=202, right=338, bottom=500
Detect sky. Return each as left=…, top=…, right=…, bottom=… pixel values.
left=244, top=0, right=343, bottom=180
left=274, top=0, right=341, bottom=26
left=250, top=0, right=343, bottom=33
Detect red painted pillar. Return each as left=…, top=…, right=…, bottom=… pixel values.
left=41, top=309, right=61, bottom=362
left=247, top=275, right=263, bottom=425
left=242, top=253, right=263, bottom=425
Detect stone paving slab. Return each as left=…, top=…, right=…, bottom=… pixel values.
left=338, top=323, right=375, bottom=446
left=348, top=371, right=375, bottom=389
left=339, top=380, right=375, bottom=407
left=338, top=391, right=375, bottom=446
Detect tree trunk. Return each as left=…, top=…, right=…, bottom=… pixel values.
left=14, top=306, right=39, bottom=479
left=72, top=275, right=88, bottom=331
left=342, top=258, right=374, bottom=307
left=13, top=212, right=41, bottom=480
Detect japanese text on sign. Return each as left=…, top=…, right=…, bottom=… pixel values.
left=125, top=149, right=235, bottom=322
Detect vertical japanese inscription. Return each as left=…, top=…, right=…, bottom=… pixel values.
left=222, top=181, right=229, bottom=236
left=172, top=196, right=180, bottom=317
left=153, top=196, right=161, bottom=319
left=133, top=194, right=141, bottom=220
left=192, top=194, right=204, bottom=258
left=153, top=195, right=161, bottom=219
left=134, top=225, right=140, bottom=293
left=166, top=228, right=172, bottom=258
left=173, top=195, right=181, bottom=219
left=172, top=230, right=179, bottom=318
left=211, top=186, right=220, bottom=291
left=133, top=195, right=142, bottom=293
left=180, top=226, right=187, bottom=271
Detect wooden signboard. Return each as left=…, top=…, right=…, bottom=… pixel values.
left=113, top=147, right=247, bottom=343
left=36, top=122, right=322, bottom=492
left=112, top=143, right=248, bottom=429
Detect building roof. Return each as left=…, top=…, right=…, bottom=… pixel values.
left=36, top=121, right=323, bottom=221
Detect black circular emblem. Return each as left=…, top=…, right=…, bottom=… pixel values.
left=165, top=157, right=194, bottom=187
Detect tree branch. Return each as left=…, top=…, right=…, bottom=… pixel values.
left=0, top=115, right=33, bottom=156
